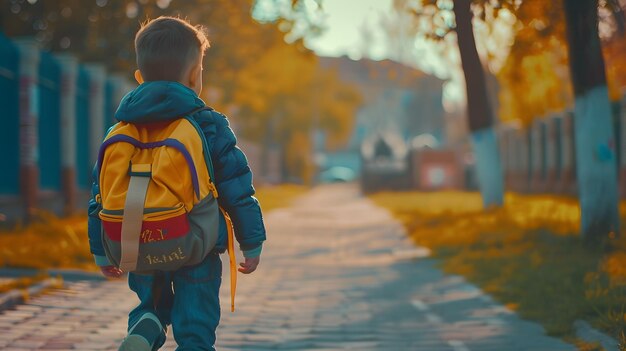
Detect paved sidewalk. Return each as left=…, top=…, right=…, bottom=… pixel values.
left=0, top=184, right=575, bottom=350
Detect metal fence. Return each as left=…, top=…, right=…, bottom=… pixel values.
left=75, top=65, right=91, bottom=191
left=38, top=51, right=61, bottom=191
left=0, top=34, right=134, bottom=221
left=0, top=33, right=19, bottom=195
left=0, top=33, right=276, bottom=223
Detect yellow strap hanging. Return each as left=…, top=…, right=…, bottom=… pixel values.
left=220, top=208, right=237, bottom=312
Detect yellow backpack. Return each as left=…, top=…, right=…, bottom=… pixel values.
left=97, top=108, right=237, bottom=310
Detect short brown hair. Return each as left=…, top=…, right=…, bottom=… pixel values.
left=135, top=16, right=210, bottom=81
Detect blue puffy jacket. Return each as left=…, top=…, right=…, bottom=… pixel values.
left=87, top=81, right=266, bottom=266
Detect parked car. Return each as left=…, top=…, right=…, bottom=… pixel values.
left=318, top=166, right=357, bottom=183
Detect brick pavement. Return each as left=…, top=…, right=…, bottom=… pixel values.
left=1, top=184, right=576, bottom=350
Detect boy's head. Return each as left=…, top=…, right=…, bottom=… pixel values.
left=134, top=16, right=210, bottom=94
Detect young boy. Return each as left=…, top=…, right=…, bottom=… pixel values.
left=87, top=16, right=266, bottom=351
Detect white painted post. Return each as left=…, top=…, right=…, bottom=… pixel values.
left=573, top=86, right=619, bottom=236
left=470, top=127, right=504, bottom=206
left=14, top=38, right=40, bottom=220
left=84, top=64, right=106, bottom=167
left=55, top=54, right=78, bottom=214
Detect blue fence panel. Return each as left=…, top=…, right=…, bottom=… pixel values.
left=38, top=52, right=62, bottom=190
left=0, top=33, right=20, bottom=195
left=75, top=66, right=91, bottom=190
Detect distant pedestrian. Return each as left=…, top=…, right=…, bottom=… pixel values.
left=87, top=16, right=266, bottom=351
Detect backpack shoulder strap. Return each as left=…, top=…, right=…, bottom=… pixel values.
left=119, top=163, right=152, bottom=272
left=183, top=106, right=218, bottom=197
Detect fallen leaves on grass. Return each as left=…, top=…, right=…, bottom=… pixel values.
left=0, top=211, right=95, bottom=270
left=371, top=191, right=626, bottom=345
left=0, top=185, right=308, bottom=271
left=0, top=273, right=50, bottom=294
left=255, top=184, right=308, bottom=212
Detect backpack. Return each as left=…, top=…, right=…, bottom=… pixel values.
left=96, top=107, right=238, bottom=311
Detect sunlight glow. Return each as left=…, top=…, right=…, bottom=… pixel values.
left=304, top=0, right=393, bottom=61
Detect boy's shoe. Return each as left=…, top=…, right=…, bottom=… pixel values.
left=119, top=312, right=163, bottom=351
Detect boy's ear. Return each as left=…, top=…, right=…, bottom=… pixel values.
left=134, top=70, right=144, bottom=84
left=188, top=64, right=200, bottom=87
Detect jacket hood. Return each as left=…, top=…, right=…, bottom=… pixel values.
left=115, top=81, right=205, bottom=123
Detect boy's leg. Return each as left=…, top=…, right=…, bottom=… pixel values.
left=124, top=272, right=174, bottom=350
left=171, top=252, right=222, bottom=351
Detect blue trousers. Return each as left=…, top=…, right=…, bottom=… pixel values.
left=128, top=252, right=222, bottom=351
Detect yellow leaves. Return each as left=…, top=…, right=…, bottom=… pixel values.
left=65, top=225, right=81, bottom=246
left=373, top=189, right=626, bottom=341
left=0, top=213, right=96, bottom=271
left=233, top=42, right=317, bottom=118
left=254, top=184, right=309, bottom=212
left=285, top=131, right=315, bottom=184
left=173, top=1, right=362, bottom=181
left=230, top=36, right=360, bottom=180
left=573, top=340, right=604, bottom=351
left=20, top=289, right=29, bottom=303
left=505, top=303, right=519, bottom=311
left=232, top=39, right=359, bottom=143
left=603, top=35, right=626, bottom=101
left=601, top=252, right=626, bottom=286
left=498, top=0, right=626, bottom=125
left=371, top=191, right=580, bottom=250
left=498, top=42, right=573, bottom=125
left=0, top=185, right=306, bottom=272
left=504, top=194, right=580, bottom=235
left=371, top=190, right=483, bottom=214
left=0, top=273, right=49, bottom=294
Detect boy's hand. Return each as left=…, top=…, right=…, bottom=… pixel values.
left=238, top=257, right=260, bottom=274
left=100, top=265, right=123, bottom=278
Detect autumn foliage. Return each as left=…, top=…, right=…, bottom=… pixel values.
left=372, top=191, right=626, bottom=344
left=1, top=0, right=361, bottom=182
left=0, top=184, right=306, bottom=271
left=0, top=213, right=94, bottom=270
left=498, top=0, right=626, bottom=125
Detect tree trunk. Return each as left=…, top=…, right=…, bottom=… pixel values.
left=452, top=0, right=504, bottom=207
left=563, top=0, right=620, bottom=242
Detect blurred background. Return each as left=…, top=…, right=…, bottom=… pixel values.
left=1, top=0, right=625, bottom=217
left=2, top=0, right=626, bottom=348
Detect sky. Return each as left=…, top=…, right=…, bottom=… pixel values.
left=301, top=0, right=466, bottom=110
left=304, top=0, right=393, bottom=61
left=299, top=0, right=517, bottom=111
left=252, top=0, right=467, bottom=108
